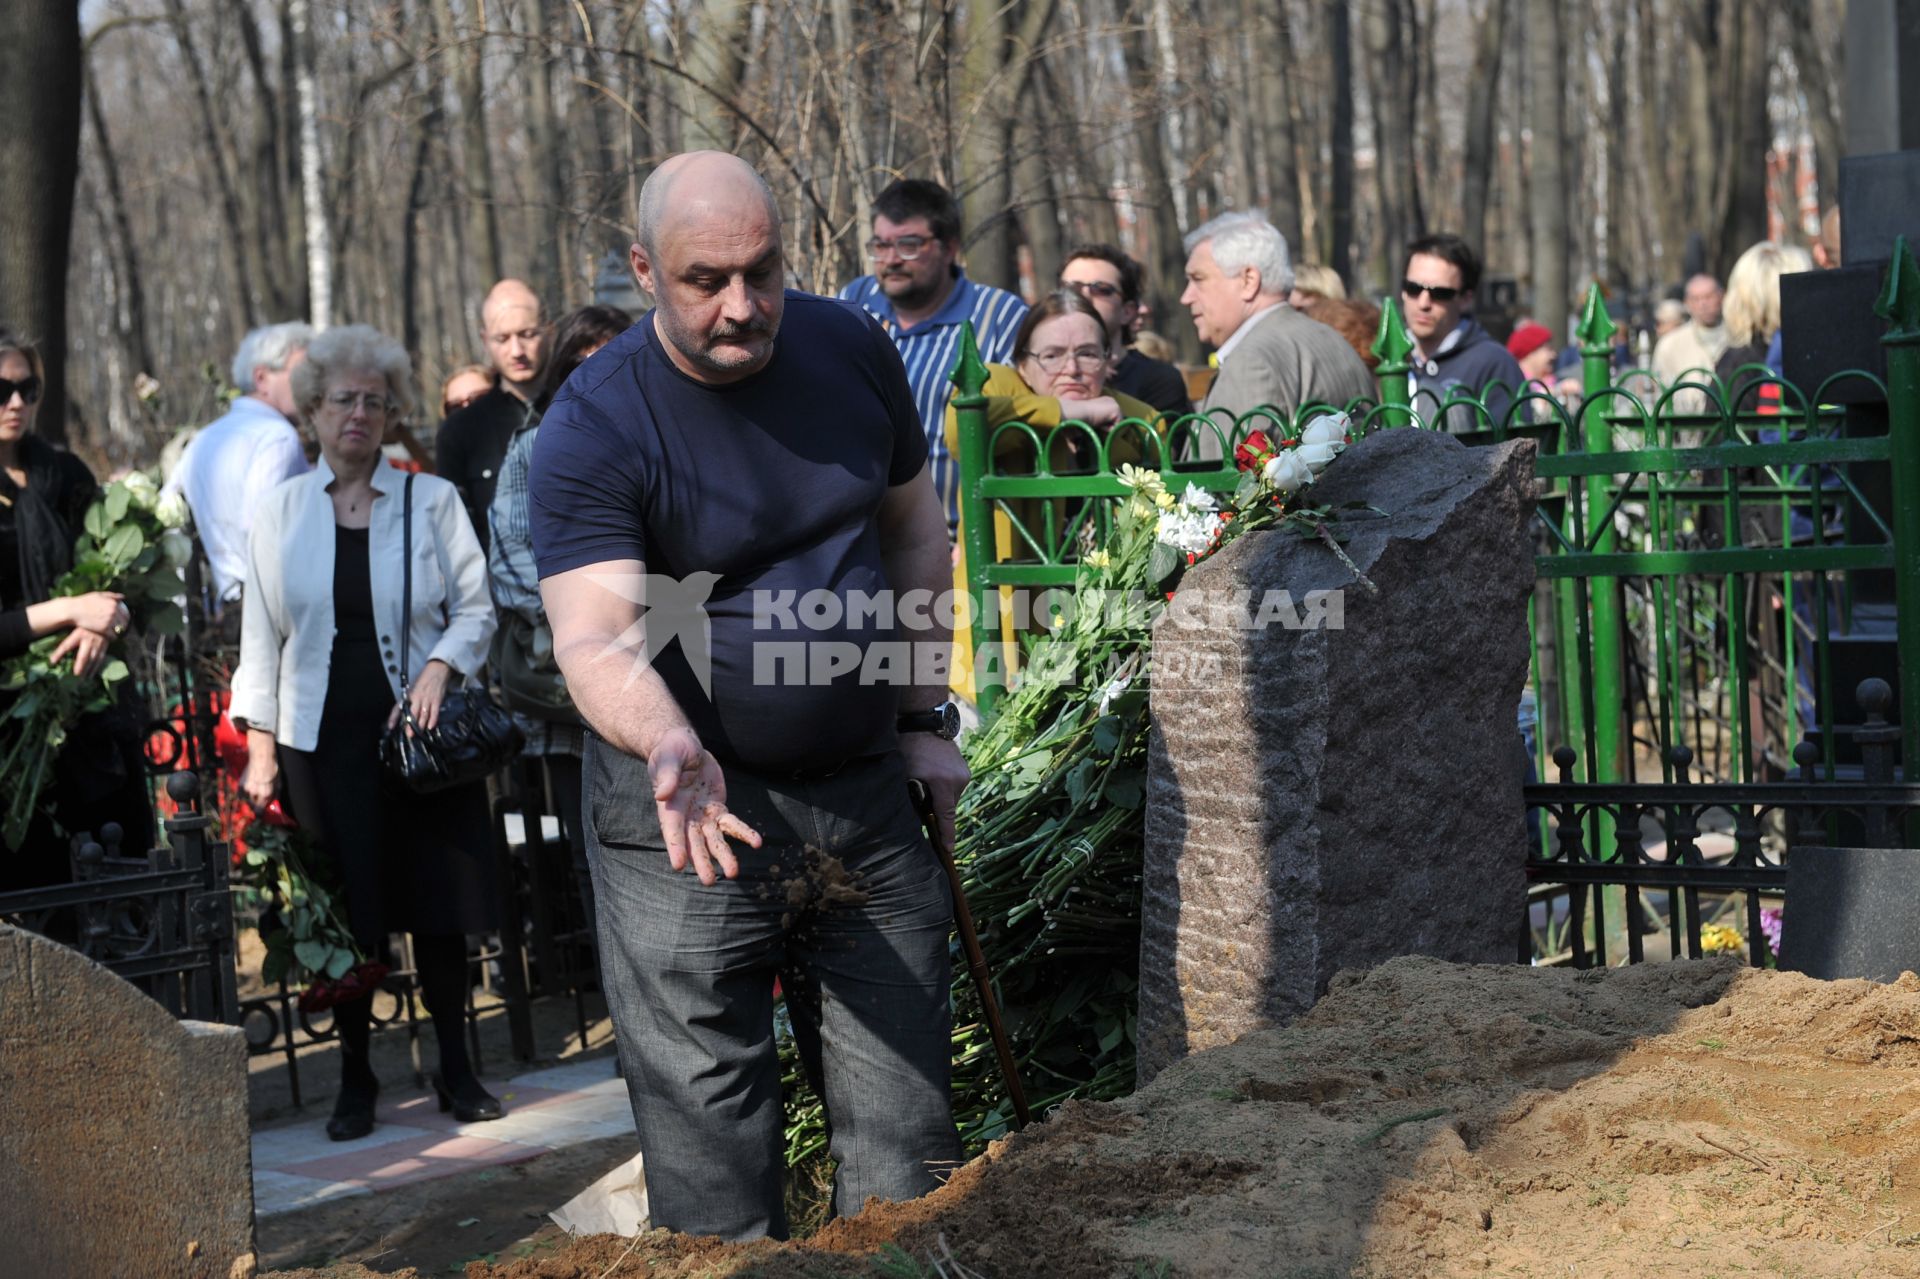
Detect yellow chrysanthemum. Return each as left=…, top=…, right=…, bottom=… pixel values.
left=1084, top=549, right=1112, bottom=569
left=1116, top=463, right=1164, bottom=495
left=1699, top=923, right=1744, bottom=954
left=1154, top=490, right=1178, bottom=510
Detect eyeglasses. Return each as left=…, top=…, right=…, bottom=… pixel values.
left=866, top=236, right=935, bottom=262
left=0, top=375, right=43, bottom=406
left=1402, top=280, right=1462, bottom=303
left=1062, top=279, right=1124, bottom=302
left=324, top=390, right=394, bottom=417
left=1021, top=346, right=1109, bottom=373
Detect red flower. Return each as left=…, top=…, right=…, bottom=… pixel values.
left=298, top=961, right=391, bottom=1013
left=1234, top=431, right=1275, bottom=472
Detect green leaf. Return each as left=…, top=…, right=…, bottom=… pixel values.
left=293, top=939, right=331, bottom=973
left=98, top=659, right=130, bottom=686
left=244, top=849, right=268, bottom=867
left=1064, top=759, right=1097, bottom=806
left=145, top=603, right=185, bottom=635
left=1097, top=1016, right=1125, bottom=1054
left=102, top=523, right=145, bottom=567
left=1091, top=714, right=1125, bottom=754
left=1148, top=540, right=1181, bottom=587
left=104, top=485, right=131, bottom=524
left=261, top=946, right=289, bottom=987
left=325, top=947, right=355, bottom=979
left=1104, top=771, right=1145, bottom=809
left=1234, top=470, right=1262, bottom=505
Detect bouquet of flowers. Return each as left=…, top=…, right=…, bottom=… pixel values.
left=0, top=473, right=192, bottom=850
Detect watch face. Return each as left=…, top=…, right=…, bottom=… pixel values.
left=938, top=702, right=961, bottom=739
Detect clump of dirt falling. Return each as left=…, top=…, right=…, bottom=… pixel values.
left=271, top=956, right=1920, bottom=1278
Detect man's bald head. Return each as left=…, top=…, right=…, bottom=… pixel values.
left=635, top=152, right=781, bottom=258
left=481, top=278, right=548, bottom=396
left=630, top=152, right=786, bottom=386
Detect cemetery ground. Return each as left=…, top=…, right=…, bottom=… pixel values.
left=263, top=954, right=1920, bottom=1279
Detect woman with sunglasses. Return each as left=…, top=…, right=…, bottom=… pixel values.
left=0, top=327, right=149, bottom=896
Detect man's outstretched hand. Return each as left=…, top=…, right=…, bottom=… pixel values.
left=648, top=727, right=763, bottom=884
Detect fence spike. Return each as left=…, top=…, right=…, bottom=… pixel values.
left=1369, top=297, right=1414, bottom=373
left=1874, top=234, right=1920, bottom=338
left=1575, top=282, right=1618, bottom=353
left=949, top=319, right=987, bottom=400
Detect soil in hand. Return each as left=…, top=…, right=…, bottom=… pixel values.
left=272, top=955, right=1920, bottom=1278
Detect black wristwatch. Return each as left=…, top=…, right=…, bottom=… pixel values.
left=897, top=701, right=961, bottom=740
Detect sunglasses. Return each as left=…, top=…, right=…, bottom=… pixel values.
left=0, top=375, right=43, bottom=406
left=1062, top=279, right=1124, bottom=301
left=1401, top=280, right=1462, bottom=303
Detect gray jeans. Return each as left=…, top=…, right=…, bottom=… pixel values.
left=584, top=736, right=962, bottom=1240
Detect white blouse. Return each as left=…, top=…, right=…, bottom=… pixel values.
left=229, top=456, right=495, bottom=752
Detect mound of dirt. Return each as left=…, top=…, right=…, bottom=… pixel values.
left=274, top=956, right=1920, bottom=1278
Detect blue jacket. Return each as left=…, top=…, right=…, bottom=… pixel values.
left=1409, top=318, right=1526, bottom=433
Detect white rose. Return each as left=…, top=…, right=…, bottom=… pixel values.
left=1301, top=412, right=1352, bottom=447
left=1296, top=441, right=1341, bottom=473
left=1262, top=451, right=1313, bottom=495
left=122, top=471, right=160, bottom=510
left=161, top=528, right=194, bottom=569
left=155, top=491, right=190, bottom=529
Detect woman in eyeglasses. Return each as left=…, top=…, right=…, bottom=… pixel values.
left=941, top=292, right=1163, bottom=687
left=230, top=324, right=502, bottom=1142
left=0, top=327, right=147, bottom=896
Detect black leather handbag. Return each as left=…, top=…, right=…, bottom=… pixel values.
left=379, top=473, right=523, bottom=793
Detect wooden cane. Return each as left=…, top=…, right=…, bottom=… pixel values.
left=909, top=779, right=1032, bottom=1130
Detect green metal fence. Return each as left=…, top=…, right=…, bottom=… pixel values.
left=952, top=239, right=1920, bottom=844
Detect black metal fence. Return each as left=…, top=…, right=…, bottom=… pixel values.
left=1525, top=678, right=1920, bottom=969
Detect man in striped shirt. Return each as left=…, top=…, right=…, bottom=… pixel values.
left=839, top=179, right=1027, bottom=531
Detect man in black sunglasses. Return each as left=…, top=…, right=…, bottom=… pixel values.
left=1059, top=243, right=1192, bottom=418
left=1400, top=233, right=1525, bottom=433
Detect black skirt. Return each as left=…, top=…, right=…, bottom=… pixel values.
left=277, top=525, right=497, bottom=949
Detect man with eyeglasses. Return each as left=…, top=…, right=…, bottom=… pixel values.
left=161, top=322, right=314, bottom=635
left=838, top=179, right=1027, bottom=530
left=1182, top=212, right=1374, bottom=435
left=1059, top=243, right=1192, bottom=418
left=437, top=279, right=550, bottom=552
left=1400, top=233, right=1524, bottom=432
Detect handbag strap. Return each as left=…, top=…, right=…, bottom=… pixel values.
left=398, top=471, right=414, bottom=691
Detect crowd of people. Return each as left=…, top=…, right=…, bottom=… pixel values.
left=0, top=149, right=1837, bottom=1240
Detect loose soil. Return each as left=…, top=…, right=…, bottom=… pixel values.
left=266, top=955, right=1920, bottom=1278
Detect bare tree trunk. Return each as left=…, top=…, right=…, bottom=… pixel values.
left=1015, top=110, right=1064, bottom=292
left=1123, top=2, right=1198, bottom=358
left=1365, top=0, right=1422, bottom=282
left=1637, top=0, right=1682, bottom=286
left=1260, top=0, right=1303, bottom=248
left=1325, top=0, right=1354, bottom=288
left=1785, top=0, right=1842, bottom=212
left=521, top=0, right=568, bottom=301
left=0, top=0, right=82, bottom=441
left=1527, top=0, right=1569, bottom=339
left=677, top=0, right=753, bottom=152
left=290, top=0, right=331, bottom=330
left=448, top=0, right=503, bottom=286
left=1460, top=0, right=1508, bottom=259
left=956, top=0, right=1059, bottom=291
left=83, top=64, right=154, bottom=377
left=163, top=0, right=258, bottom=329
left=229, top=0, right=299, bottom=317
left=1712, top=3, right=1770, bottom=269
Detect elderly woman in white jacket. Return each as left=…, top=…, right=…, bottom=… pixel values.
left=230, top=324, right=501, bottom=1141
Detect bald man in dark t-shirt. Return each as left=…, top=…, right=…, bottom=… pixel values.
left=530, top=151, right=966, bottom=1242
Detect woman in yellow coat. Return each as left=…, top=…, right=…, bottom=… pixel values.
left=943, top=290, right=1163, bottom=699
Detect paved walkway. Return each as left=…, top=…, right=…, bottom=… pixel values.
left=253, top=1056, right=632, bottom=1217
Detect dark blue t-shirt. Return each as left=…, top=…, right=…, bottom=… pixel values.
left=527, top=291, right=929, bottom=774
